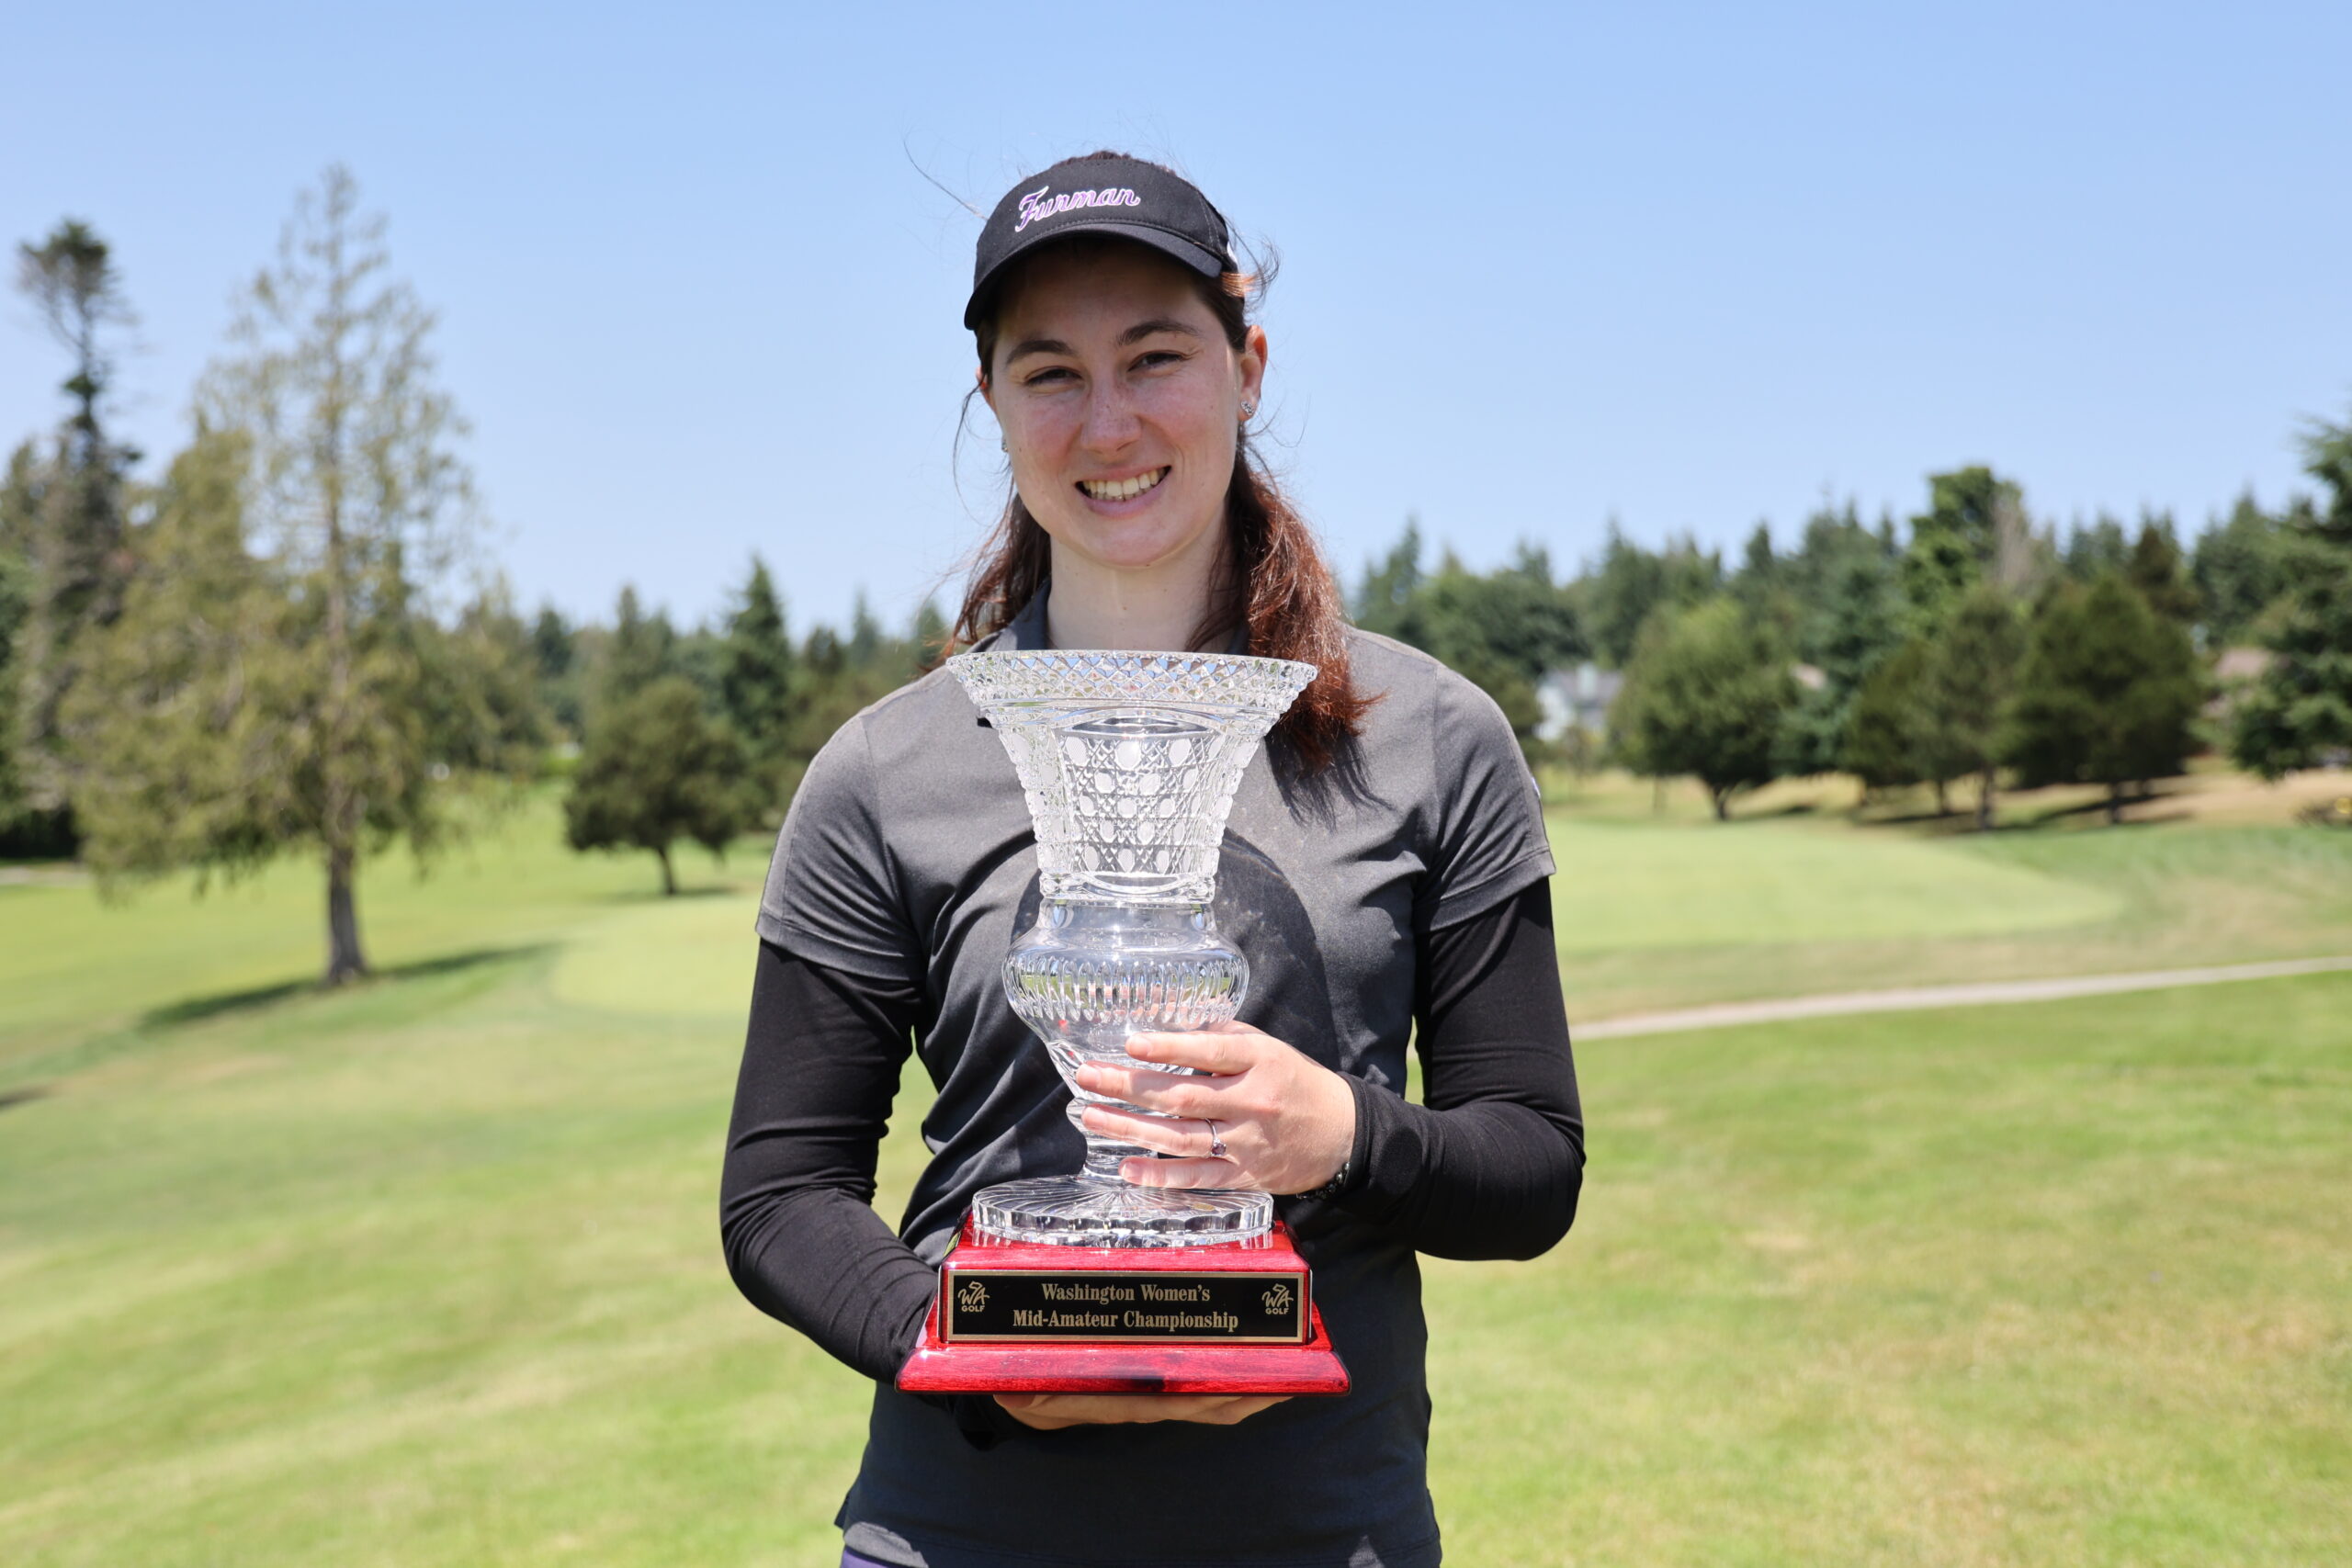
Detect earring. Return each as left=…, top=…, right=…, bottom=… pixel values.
left=1239, top=400, right=1256, bottom=421
left=999, top=435, right=1008, bottom=452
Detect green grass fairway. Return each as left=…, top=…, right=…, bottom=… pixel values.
left=3, top=797, right=2348, bottom=1563
left=1548, top=818, right=2122, bottom=953
left=1550, top=817, right=2352, bottom=1020
left=1430, top=972, right=2352, bottom=1565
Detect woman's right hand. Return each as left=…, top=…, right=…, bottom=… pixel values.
left=994, top=1393, right=1288, bottom=1429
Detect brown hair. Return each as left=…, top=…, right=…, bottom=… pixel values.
left=950, top=163, right=1368, bottom=773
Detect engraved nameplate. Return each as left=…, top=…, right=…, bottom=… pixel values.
left=942, top=1269, right=1307, bottom=1345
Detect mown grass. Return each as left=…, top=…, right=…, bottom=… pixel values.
left=1430, top=973, right=2352, bottom=1565
left=2, top=791, right=2346, bottom=1564
left=1545, top=775, right=2352, bottom=1020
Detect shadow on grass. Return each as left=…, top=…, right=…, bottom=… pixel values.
left=2013, top=793, right=2172, bottom=830
left=141, top=944, right=555, bottom=1029
left=0, top=1084, right=53, bottom=1113
left=596, top=883, right=750, bottom=906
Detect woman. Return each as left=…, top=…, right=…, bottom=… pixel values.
left=722, top=152, right=1584, bottom=1568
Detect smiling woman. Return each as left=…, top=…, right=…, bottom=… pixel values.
left=720, top=152, right=1585, bottom=1568
left=955, top=156, right=1367, bottom=774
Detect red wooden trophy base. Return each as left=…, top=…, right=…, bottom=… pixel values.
left=897, top=1218, right=1350, bottom=1397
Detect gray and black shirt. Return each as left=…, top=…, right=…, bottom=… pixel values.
left=724, top=599, right=1583, bottom=1568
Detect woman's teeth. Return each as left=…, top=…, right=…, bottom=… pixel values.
left=1080, top=468, right=1170, bottom=502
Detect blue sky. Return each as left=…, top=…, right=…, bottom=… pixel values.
left=5, top=2, right=2348, bottom=634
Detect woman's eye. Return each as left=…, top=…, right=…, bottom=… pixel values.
left=1023, top=367, right=1076, bottom=387
left=1133, top=350, right=1185, bottom=372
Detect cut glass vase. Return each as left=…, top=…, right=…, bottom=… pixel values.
left=947, top=648, right=1316, bottom=1247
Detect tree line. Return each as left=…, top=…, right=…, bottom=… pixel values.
left=1352, top=452, right=2352, bottom=824
left=546, top=571, right=942, bottom=895
left=7, top=169, right=2349, bottom=987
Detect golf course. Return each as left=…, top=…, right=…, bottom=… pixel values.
left=4, top=784, right=2347, bottom=1565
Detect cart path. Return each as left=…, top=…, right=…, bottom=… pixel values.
left=1575, top=956, right=2352, bottom=1040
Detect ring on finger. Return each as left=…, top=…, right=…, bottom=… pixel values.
left=1205, top=1119, right=1229, bottom=1158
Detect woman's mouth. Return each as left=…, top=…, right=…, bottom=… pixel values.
left=1078, top=467, right=1170, bottom=502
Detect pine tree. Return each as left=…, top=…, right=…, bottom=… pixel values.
left=908, top=598, right=949, bottom=677
left=1902, top=467, right=2018, bottom=629
left=529, top=604, right=582, bottom=737
left=845, top=591, right=885, bottom=671
left=602, top=585, right=676, bottom=705
left=0, top=449, right=42, bottom=837
left=2192, top=493, right=2301, bottom=646
left=82, top=166, right=487, bottom=984
left=2127, top=515, right=2199, bottom=629
left=718, top=556, right=796, bottom=774
left=2301, top=408, right=2352, bottom=548
left=2061, top=515, right=2132, bottom=582
left=11, top=220, right=141, bottom=822
left=2004, top=574, right=2203, bottom=823
left=62, top=427, right=323, bottom=883
left=2229, top=406, right=2352, bottom=777
left=564, top=676, right=761, bottom=895
left=1576, top=523, right=1722, bottom=668
left=1352, top=517, right=1425, bottom=635
left=1777, top=549, right=1903, bottom=776
left=2228, top=557, right=2352, bottom=779
left=1918, top=583, right=2026, bottom=829
left=1841, top=637, right=1933, bottom=802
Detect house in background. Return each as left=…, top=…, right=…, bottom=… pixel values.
left=1536, top=662, right=1623, bottom=744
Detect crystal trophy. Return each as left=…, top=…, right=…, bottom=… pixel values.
left=895, top=649, right=1351, bottom=1397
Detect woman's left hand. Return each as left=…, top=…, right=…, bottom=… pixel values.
left=1072, top=1021, right=1356, bottom=1195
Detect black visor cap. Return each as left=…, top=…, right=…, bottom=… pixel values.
left=964, top=154, right=1235, bottom=331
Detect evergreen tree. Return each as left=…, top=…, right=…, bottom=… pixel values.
left=1902, top=467, right=2018, bottom=628
left=1611, top=598, right=1795, bottom=819
left=2228, top=557, right=2352, bottom=779
left=1349, top=530, right=1587, bottom=759
left=845, top=590, right=886, bottom=671
left=2061, top=514, right=2132, bottom=582
left=91, top=166, right=488, bottom=984
left=10, top=220, right=141, bottom=823
left=1729, top=521, right=1800, bottom=649
left=1841, top=637, right=1933, bottom=802
left=719, top=555, right=797, bottom=775
left=2301, top=407, right=2352, bottom=547
left=2004, top=574, right=2203, bottom=823
left=413, top=586, right=547, bottom=778
left=1919, top=583, right=2026, bottom=829
left=2191, top=493, right=2302, bottom=646
left=2127, top=514, right=2199, bottom=629
left=0, top=454, right=39, bottom=838
left=1575, top=522, right=1722, bottom=668
left=1777, top=550, right=1903, bottom=776
left=63, top=427, right=327, bottom=884
left=529, top=604, right=582, bottom=737
left=1351, top=516, right=1425, bottom=636
left=1780, top=501, right=1897, bottom=649
left=908, top=598, right=949, bottom=677
left=602, top=585, right=676, bottom=705
left=2229, top=407, right=2352, bottom=778
left=565, top=675, right=762, bottom=895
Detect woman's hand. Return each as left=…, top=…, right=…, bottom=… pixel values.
left=1071, top=1021, right=1355, bottom=1195
left=994, top=1392, right=1288, bottom=1430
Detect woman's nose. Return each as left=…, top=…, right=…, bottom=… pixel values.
left=1078, top=383, right=1142, bottom=455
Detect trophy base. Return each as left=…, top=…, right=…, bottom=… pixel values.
left=897, top=1219, right=1350, bottom=1397
left=972, top=1174, right=1272, bottom=1247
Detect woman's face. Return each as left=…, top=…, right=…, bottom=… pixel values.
left=982, top=243, right=1267, bottom=582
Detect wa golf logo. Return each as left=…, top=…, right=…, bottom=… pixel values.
left=1015, top=184, right=1142, bottom=232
